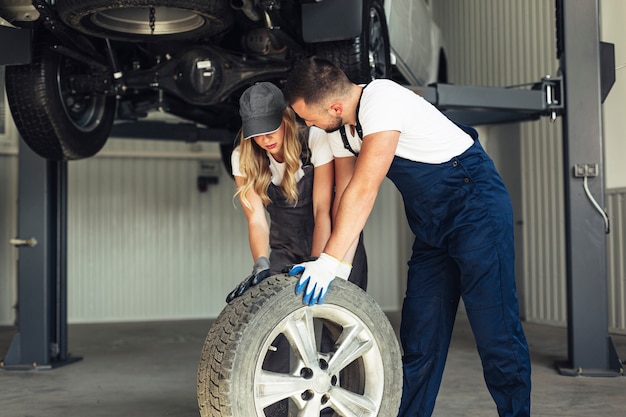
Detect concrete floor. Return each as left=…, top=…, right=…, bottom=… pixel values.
left=1, top=313, right=625, bottom=417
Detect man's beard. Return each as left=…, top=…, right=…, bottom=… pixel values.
left=323, top=115, right=343, bottom=133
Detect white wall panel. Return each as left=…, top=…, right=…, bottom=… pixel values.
left=67, top=140, right=250, bottom=322
left=599, top=0, right=626, bottom=189
left=606, top=189, right=626, bottom=334
left=523, top=121, right=567, bottom=325
left=0, top=154, right=18, bottom=325
left=0, top=76, right=19, bottom=325
left=362, top=179, right=406, bottom=311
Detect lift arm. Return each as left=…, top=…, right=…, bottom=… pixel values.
left=411, top=76, right=564, bottom=126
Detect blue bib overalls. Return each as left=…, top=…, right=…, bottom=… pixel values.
left=385, top=127, right=531, bottom=417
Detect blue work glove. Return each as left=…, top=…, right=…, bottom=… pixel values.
left=289, top=253, right=351, bottom=305
left=226, top=256, right=271, bottom=303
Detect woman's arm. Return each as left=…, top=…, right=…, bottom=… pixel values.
left=235, top=176, right=270, bottom=261
left=310, top=161, right=334, bottom=257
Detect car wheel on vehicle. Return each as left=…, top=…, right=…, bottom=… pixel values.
left=197, top=274, right=402, bottom=417
left=4, top=34, right=116, bottom=160
left=56, top=0, right=233, bottom=41
left=312, top=0, right=391, bottom=83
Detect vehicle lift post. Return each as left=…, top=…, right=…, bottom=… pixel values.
left=1, top=141, right=80, bottom=369
left=555, top=0, right=622, bottom=376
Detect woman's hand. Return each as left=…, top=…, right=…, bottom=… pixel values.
left=225, top=256, right=271, bottom=302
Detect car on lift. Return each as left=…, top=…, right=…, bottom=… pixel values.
left=0, top=0, right=446, bottom=161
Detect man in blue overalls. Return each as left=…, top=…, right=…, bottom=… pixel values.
left=284, top=57, right=531, bottom=417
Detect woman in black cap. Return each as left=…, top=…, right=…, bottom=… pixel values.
left=226, top=81, right=367, bottom=301
left=226, top=81, right=368, bottom=416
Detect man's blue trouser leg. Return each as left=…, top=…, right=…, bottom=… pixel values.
left=399, top=249, right=461, bottom=416
left=389, top=139, right=531, bottom=417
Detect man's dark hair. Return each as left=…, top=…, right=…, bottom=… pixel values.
left=283, top=56, right=352, bottom=106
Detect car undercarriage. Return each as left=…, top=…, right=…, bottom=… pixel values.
left=0, top=0, right=393, bottom=160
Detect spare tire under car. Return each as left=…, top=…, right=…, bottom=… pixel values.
left=197, top=274, right=402, bottom=417
left=4, top=33, right=116, bottom=161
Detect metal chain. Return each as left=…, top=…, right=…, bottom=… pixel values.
left=149, top=7, right=156, bottom=35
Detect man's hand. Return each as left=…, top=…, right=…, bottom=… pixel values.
left=289, top=253, right=349, bottom=305
left=226, top=256, right=271, bottom=303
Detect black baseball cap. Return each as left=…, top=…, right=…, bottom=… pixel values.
left=239, top=82, right=286, bottom=140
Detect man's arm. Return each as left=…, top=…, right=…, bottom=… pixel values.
left=310, top=161, right=334, bottom=257
left=324, top=130, right=399, bottom=260
left=333, top=156, right=361, bottom=264
left=290, top=130, right=399, bottom=304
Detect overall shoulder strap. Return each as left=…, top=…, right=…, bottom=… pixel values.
left=338, top=83, right=368, bottom=156
left=299, top=126, right=312, bottom=165
left=339, top=126, right=359, bottom=156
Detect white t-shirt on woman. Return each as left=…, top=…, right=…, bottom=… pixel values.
left=232, top=126, right=334, bottom=185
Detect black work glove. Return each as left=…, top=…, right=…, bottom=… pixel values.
left=226, top=256, right=271, bottom=303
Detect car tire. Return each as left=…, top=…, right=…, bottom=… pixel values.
left=5, top=34, right=116, bottom=160
left=57, top=0, right=233, bottom=41
left=197, top=274, right=402, bottom=417
left=312, top=0, right=391, bottom=83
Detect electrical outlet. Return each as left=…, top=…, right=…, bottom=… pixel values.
left=573, top=163, right=599, bottom=177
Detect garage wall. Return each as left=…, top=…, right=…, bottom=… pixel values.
left=0, top=153, right=18, bottom=326
left=600, top=1, right=626, bottom=333
left=67, top=141, right=250, bottom=322
left=435, top=0, right=626, bottom=334
left=606, top=189, right=626, bottom=331
left=600, top=0, right=626, bottom=189
left=64, top=138, right=403, bottom=323
left=0, top=124, right=404, bottom=325
left=0, top=75, right=18, bottom=326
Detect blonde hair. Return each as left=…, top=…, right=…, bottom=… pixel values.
left=235, top=107, right=309, bottom=210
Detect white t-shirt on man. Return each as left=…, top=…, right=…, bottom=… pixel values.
left=328, top=79, right=474, bottom=164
